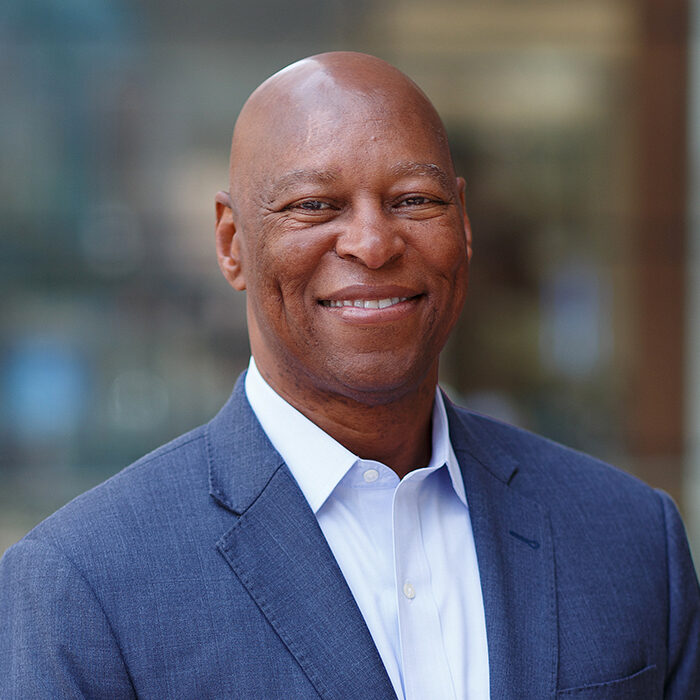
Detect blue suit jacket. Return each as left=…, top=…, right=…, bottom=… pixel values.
left=1, top=374, right=699, bottom=698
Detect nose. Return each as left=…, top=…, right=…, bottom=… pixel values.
left=334, top=201, right=406, bottom=269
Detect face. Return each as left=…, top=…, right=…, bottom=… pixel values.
left=217, top=76, right=471, bottom=406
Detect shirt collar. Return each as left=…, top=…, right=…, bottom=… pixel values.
left=244, top=357, right=467, bottom=512
left=431, top=390, right=468, bottom=507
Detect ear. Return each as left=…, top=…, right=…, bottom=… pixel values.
left=456, top=177, right=473, bottom=262
left=215, top=190, right=246, bottom=291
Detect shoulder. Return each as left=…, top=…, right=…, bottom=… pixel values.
left=446, top=401, right=665, bottom=520
left=4, top=375, right=258, bottom=569
left=10, top=424, right=211, bottom=561
left=0, top=423, right=225, bottom=697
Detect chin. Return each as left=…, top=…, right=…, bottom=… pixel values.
left=316, top=354, right=436, bottom=406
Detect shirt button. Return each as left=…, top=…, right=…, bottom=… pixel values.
left=403, top=581, right=416, bottom=599
left=363, top=468, right=379, bottom=483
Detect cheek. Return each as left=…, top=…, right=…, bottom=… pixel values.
left=422, top=230, right=470, bottom=324
left=449, top=253, right=470, bottom=310
left=419, top=225, right=469, bottom=282
left=247, top=232, right=331, bottom=315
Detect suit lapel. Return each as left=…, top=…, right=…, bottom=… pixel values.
left=447, top=402, right=558, bottom=700
left=206, top=376, right=396, bottom=700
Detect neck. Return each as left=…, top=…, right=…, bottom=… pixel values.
left=255, top=361, right=437, bottom=479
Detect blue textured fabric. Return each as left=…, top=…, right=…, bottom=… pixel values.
left=1, top=373, right=698, bottom=699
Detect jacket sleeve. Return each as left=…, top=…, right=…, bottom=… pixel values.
left=658, top=490, right=700, bottom=699
left=0, top=536, right=135, bottom=699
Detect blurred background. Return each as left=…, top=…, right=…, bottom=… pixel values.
left=1, top=0, right=698, bottom=563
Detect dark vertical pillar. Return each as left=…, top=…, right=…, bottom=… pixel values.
left=630, top=0, right=688, bottom=503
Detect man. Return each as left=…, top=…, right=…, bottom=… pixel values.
left=1, top=52, right=698, bottom=699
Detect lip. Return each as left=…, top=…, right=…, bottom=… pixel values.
left=317, top=284, right=423, bottom=324
left=318, top=284, right=421, bottom=303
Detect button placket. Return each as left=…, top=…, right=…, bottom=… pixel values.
left=394, top=479, right=422, bottom=609
left=394, top=473, right=458, bottom=699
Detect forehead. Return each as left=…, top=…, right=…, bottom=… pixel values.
left=232, top=74, right=453, bottom=198
left=275, top=113, right=447, bottom=176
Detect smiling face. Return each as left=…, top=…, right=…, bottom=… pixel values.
left=216, top=53, right=471, bottom=407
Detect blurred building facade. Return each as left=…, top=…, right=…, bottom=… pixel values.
left=1, top=0, right=697, bottom=557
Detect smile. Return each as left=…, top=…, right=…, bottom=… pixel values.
left=320, top=297, right=409, bottom=309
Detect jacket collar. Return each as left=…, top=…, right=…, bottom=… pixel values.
left=206, top=373, right=285, bottom=515
left=443, top=391, right=520, bottom=485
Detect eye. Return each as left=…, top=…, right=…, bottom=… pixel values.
left=280, top=198, right=341, bottom=223
left=289, top=200, right=335, bottom=212
left=395, top=195, right=445, bottom=208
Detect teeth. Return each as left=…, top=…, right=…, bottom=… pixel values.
left=322, top=297, right=408, bottom=309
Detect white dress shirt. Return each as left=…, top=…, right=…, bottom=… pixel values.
left=245, top=358, right=489, bottom=699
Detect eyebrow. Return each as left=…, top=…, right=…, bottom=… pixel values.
left=263, top=161, right=453, bottom=204
left=264, top=169, right=339, bottom=202
left=389, top=162, right=453, bottom=191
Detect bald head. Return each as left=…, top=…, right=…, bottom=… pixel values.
left=215, top=51, right=470, bottom=413
left=227, top=52, right=453, bottom=208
